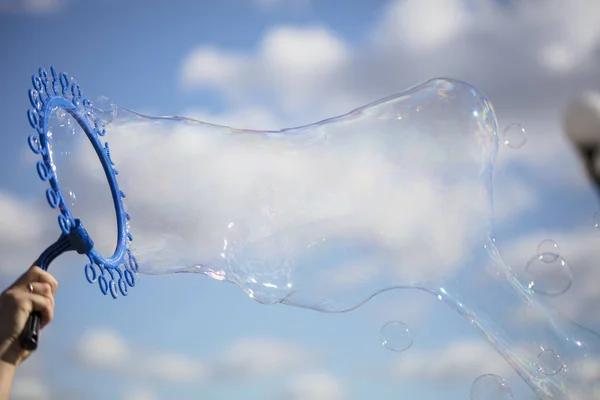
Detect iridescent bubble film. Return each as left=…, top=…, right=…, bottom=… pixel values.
left=60, top=78, right=598, bottom=399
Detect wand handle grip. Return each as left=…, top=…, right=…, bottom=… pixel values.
left=20, top=311, right=42, bottom=351
left=18, top=229, right=79, bottom=352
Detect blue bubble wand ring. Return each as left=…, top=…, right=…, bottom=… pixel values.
left=21, top=66, right=138, bottom=350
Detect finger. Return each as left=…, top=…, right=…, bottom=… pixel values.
left=27, top=267, right=59, bottom=295
left=29, top=282, right=54, bottom=304
left=12, top=265, right=38, bottom=288
left=14, top=266, right=44, bottom=286
left=34, top=267, right=58, bottom=294
left=29, top=293, right=54, bottom=328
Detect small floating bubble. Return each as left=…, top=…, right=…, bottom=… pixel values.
left=380, top=321, right=413, bottom=352
left=537, top=348, right=564, bottom=376
left=537, top=239, right=560, bottom=263
left=470, top=374, right=513, bottom=400
left=594, top=211, right=600, bottom=229
left=525, top=255, right=572, bottom=296
left=502, top=123, right=527, bottom=149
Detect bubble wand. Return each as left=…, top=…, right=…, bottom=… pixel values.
left=20, top=66, right=138, bottom=350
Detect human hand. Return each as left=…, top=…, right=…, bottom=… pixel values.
left=0, top=266, right=57, bottom=367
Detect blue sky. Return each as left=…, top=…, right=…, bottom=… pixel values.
left=1, top=0, right=600, bottom=399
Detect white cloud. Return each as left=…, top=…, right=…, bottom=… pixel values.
left=376, top=0, right=468, bottom=51
left=76, top=328, right=208, bottom=383
left=180, top=47, right=246, bottom=90
left=180, top=0, right=600, bottom=118
left=77, top=329, right=129, bottom=367
left=11, top=355, right=51, bottom=400
left=22, top=0, right=63, bottom=13
left=531, top=0, right=600, bottom=73
left=216, top=338, right=316, bottom=378
left=0, top=192, right=44, bottom=243
left=142, top=353, right=206, bottom=383
left=392, top=339, right=513, bottom=382
left=0, top=192, right=57, bottom=279
left=10, top=377, right=50, bottom=400
left=539, top=43, right=576, bottom=74
left=580, top=357, right=600, bottom=388
left=122, top=387, right=158, bottom=400
left=180, top=25, right=351, bottom=120
left=0, top=0, right=65, bottom=13
left=177, top=0, right=600, bottom=150
left=258, top=26, right=351, bottom=112
left=77, top=329, right=315, bottom=383
left=259, top=26, right=349, bottom=80
left=280, top=371, right=345, bottom=400
left=373, top=0, right=600, bottom=76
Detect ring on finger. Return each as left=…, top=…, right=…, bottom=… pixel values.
left=28, top=282, right=34, bottom=294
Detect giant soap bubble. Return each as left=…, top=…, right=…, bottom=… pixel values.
left=26, top=68, right=599, bottom=399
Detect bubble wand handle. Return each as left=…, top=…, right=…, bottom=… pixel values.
left=20, top=220, right=93, bottom=351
